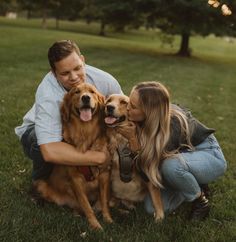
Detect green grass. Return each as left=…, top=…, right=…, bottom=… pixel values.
left=0, top=18, right=236, bottom=242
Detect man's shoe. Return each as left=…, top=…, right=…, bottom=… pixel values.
left=28, top=185, right=45, bottom=206
left=189, top=193, right=210, bottom=220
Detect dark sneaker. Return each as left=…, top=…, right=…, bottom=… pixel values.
left=189, top=193, right=210, bottom=220
left=200, top=184, right=210, bottom=199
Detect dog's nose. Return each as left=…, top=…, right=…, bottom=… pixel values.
left=107, top=105, right=115, bottom=114
left=82, top=95, right=90, bottom=104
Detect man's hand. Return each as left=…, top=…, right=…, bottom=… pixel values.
left=86, top=149, right=111, bottom=169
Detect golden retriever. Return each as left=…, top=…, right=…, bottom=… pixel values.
left=33, top=83, right=112, bottom=230
left=104, top=94, right=164, bottom=221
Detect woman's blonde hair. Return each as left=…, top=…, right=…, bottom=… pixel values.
left=134, top=81, right=192, bottom=187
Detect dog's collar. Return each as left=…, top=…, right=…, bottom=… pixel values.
left=78, top=166, right=94, bottom=181
left=117, top=146, right=137, bottom=183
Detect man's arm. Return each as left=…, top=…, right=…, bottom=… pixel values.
left=40, top=142, right=108, bottom=166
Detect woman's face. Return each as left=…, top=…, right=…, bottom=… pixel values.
left=127, top=90, right=145, bottom=122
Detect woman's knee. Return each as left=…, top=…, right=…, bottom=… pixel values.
left=214, top=148, right=227, bottom=174
left=161, top=157, right=187, bottom=183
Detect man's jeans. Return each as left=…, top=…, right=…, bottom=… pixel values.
left=144, top=134, right=227, bottom=214
left=20, top=125, right=53, bottom=180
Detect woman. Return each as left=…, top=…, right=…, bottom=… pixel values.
left=117, top=81, right=227, bottom=220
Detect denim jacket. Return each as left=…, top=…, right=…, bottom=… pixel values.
left=166, top=104, right=215, bottom=152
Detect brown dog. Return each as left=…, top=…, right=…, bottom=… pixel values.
left=105, top=94, right=164, bottom=221
left=34, top=83, right=112, bottom=230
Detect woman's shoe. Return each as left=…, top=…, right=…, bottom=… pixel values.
left=200, top=184, right=210, bottom=199
left=189, top=192, right=210, bottom=220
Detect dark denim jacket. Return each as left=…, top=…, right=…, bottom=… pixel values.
left=166, top=104, right=215, bottom=152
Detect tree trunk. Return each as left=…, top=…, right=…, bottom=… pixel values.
left=27, top=10, right=31, bottom=19
left=177, top=32, right=191, bottom=57
left=56, top=18, right=59, bottom=29
left=99, top=21, right=106, bottom=36
left=42, top=8, right=47, bottom=29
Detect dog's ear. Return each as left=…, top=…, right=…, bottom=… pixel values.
left=97, top=93, right=105, bottom=106
left=61, top=93, right=71, bottom=123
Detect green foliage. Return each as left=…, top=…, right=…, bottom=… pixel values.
left=0, top=21, right=236, bottom=241
left=138, top=0, right=236, bottom=55
left=96, top=0, right=140, bottom=32
left=0, top=0, right=18, bottom=15
left=12, top=1, right=236, bottom=55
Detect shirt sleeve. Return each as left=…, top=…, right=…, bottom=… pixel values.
left=85, top=65, right=123, bottom=96
left=35, top=97, right=63, bottom=145
left=107, top=75, right=123, bottom=96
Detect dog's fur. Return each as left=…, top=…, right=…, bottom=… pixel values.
left=105, top=94, right=164, bottom=221
left=33, top=83, right=112, bottom=230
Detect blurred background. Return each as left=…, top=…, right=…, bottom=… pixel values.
left=0, top=1, right=236, bottom=242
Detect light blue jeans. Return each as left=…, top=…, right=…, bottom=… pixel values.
left=144, top=134, right=227, bottom=214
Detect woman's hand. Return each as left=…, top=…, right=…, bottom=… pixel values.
left=115, top=121, right=137, bottom=140
left=115, top=122, right=140, bottom=151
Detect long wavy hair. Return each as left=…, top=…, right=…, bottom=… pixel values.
left=133, top=82, right=193, bottom=187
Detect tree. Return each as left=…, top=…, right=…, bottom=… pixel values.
left=80, top=0, right=99, bottom=24
left=49, top=0, right=84, bottom=29
left=138, top=0, right=236, bottom=56
left=17, top=0, right=37, bottom=19
left=0, top=0, right=18, bottom=16
left=97, top=0, right=140, bottom=36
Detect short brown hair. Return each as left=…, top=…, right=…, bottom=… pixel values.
left=48, top=40, right=81, bottom=71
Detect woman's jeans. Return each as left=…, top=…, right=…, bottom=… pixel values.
left=20, top=125, right=53, bottom=180
left=144, top=134, right=227, bottom=214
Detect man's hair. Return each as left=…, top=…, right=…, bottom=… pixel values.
left=48, top=40, right=81, bottom=71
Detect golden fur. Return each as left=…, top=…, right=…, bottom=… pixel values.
left=105, top=94, right=164, bottom=220
left=34, top=83, right=112, bottom=230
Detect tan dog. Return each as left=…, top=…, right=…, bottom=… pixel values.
left=105, top=94, right=164, bottom=221
left=34, top=83, right=112, bottom=230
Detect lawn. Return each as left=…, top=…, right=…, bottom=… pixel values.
left=0, top=18, right=236, bottom=242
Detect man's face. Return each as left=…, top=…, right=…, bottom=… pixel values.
left=53, top=51, right=86, bottom=90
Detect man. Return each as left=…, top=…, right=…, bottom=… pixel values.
left=15, top=40, right=122, bottom=181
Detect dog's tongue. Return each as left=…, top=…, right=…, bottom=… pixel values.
left=80, top=109, right=92, bottom=122
left=105, top=117, right=117, bottom=124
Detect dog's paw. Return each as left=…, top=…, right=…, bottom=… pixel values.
left=90, top=221, right=103, bottom=231
left=103, top=213, right=113, bottom=224
left=154, top=211, right=164, bottom=222
left=93, top=200, right=102, bottom=212
left=121, top=200, right=136, bottom=210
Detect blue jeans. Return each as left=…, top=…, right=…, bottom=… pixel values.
left=20, top=125, right=53, bottom=180
left=144, top=134, right=227, bottom=214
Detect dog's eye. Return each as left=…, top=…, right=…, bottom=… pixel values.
left=105, top=98, right=111, bottom=104
left=75, top=90, right=80, bottom=94
left=120, top=100, right=128, bottom=105
left=90, top=90, right=95, bottom=94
